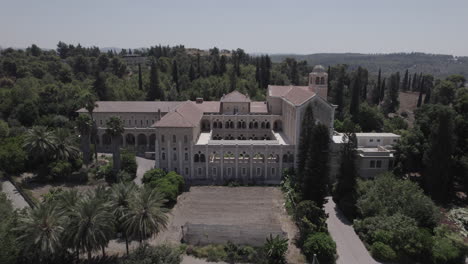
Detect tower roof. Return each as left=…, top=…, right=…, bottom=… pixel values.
left=220, top=91, right=251, bottom=102
left=312, top=65, right=326, bottom=73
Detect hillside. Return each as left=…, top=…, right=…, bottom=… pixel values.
left=269, top=52, right=468, bottom=78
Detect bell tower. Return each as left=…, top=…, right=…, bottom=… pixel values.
left=308, top=65, right=328, bottom=99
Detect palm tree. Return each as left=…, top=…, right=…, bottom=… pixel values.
left=66, top=193, right=114, bottom=263
left=56, top=189, right=81, bottom=260
left=110, top=182, right=137, bottom=255
left=76, top=114, right=92, bottom=165
left=16, top=203, right=66, bottom=262
left=264, top=234, right=289, bottom=264
left=106, top=116, right=124, bottom=175
left=122, top=187, right=169, bottom=243
left=54, top=128, right=80, bottom=161
left=23, top=126, right=57, bottom=176
left=79, top=91, right=98, bottom=160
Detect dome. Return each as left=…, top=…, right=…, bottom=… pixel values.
left=312, top=65, right=326, bottom=73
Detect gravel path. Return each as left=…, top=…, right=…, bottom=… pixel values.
left=325, top=197, right=380, bottom=264
left=1, top=179, right=29, bottom=209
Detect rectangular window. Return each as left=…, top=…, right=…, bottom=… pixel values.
left=242, top=168, right=246, bottom=175
left=184, top=135, right=188, bottom=143
left=271, top=168, right=276, bottom=176
left=256, top=167, right=261, bottom=176
left=146, top=120, right=149, bottom=126
left=198, top=168, right=202, bottom=175
left=377, top=139, right=381, bottom=143
left=370, top=160, right=376, bottom=168
left=185, top=168, right=189, bottom=175
left=212, top=167, right=217, bottom=176
left=376, top=160, right=382, bottom=168
left=227, top=167, right=232, bottom=176
left=173, top=153, right=177, bottom=161
left=161, top=135, right=165, bottom=142
left=173, top=135, right=176, bottom=143
left=100, top=120, right=102, bottom=125
left=369, top=139, right=374, bottom=142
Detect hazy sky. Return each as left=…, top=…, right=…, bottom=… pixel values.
left=1, top=0, right=467, bottom=55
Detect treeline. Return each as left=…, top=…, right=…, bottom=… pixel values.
left=270, top=52, right=468, bottom=79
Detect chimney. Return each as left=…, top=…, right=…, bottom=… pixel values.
left=196, top=97, right=204, bottom=104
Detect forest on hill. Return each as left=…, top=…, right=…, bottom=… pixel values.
left=270, top=52, right=468, bottom=79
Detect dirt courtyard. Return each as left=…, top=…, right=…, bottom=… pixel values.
left=157, top=186, right=305, bottom=263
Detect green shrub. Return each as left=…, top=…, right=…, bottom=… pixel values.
left=120, top=244, right=182, bottom=264
left=191, top=244, right=227, bottom=262
left=49, top=160, right=72, bottom=180
left=370, top=242, right=397, bottom=262
left=356, top=173, right=440, bottom=228
left=303, top=232, right=336, bottom=264
left=143, top=168, right=167, bottom=184
left=143, top=169, right=185, bottom=204
left=0, top=136, right=26, bottom=174
left=294, top=200, right=328, bottom=245
left=117, top=170, right=133, bottom=183
left=431, top=236, right=463, bottom=264
left=121, top=150, right=137, bottom=178
left=96, top=163, right=113, bottom=180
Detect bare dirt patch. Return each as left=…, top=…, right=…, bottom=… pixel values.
left=156, top=186, right=306, bottom=263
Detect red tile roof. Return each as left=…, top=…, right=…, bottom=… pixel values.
left=194, top=101, right=220, bottom=113
left=76, top=101, right=181, bottom=113
left=153, top=101, right=203, bottom=128
left=250, top=101, right=268, bottom=113
left=268, top=85, right=316, bottom=106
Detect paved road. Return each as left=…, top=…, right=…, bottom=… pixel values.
left=134, top=156, right=154, bottom=185
left=1, top=180, right=29, bottom=209
left=325, top=197, right=380, bottom=264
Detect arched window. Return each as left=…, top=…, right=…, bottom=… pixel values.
left=242, top=121, right=246, bottom=129
left=238, top=121, right=242, bottom=128
left=230, top=121, right=234, bottom=128
left=185, top=153, right=188, bottom=161
left=289, top=153, right=294, bottom=163
left=218, top=122, right=222, bottom=129
left=162, top=152, right=166, bottom=160
left=184, top=135, right=188, bottom=143
left=283, top=154, right=289, bottom=163
left=194, top=154, right=199, bottom=162
left=225, top=121, right=230, bottom=128
left=320, top=77, right=325, bottom=85
left=249, top=122, right=253, bottom=129
left=200, top=153, right=206, bottom=162
left=266, top=122, right=270, bottom=129
left=254, top=122, right=258, bottom=129
left=172, top=135, right=176, bottom=143
left=261, top=122, right=265, bottom=129
left=316, top=76, right=320, bottom=84
left=213, top=122, right=218, bottom=129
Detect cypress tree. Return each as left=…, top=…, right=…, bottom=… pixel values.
left=423, top=107, right=455, bottom=203
left=417, top=79, right=424, bottom=107
left=219, top=55, right=227, bottom=75
left=93, top=72, right=109, bottom=100
left=402, top=69, right=409, bottom=91
left=302, top=124, right=330, bottom=208
left=290, top=60, right=299, bottom=85
left=377, top=68, right=382, bottom=97
left=297, top=105, right=315, bottom=178
left=197, top=53, right=202, bottom=78
left=172, top=60, right=179, bottom=92
left=349, top=70, right=361, bottom=120
left=380, top=78, right=386, bottom=102
left=189, top=63, right=196, bottom=81
left=333, top=133, right=358, bottom=219
left=424, top=85, right=431, bottom=104
left=412, top=73, right=418, bottom=91
left=138, top=64, right=143, bottom=90
left=147, top=59, right=163, bottom=101
left=382, top=72, right=400, bottom=114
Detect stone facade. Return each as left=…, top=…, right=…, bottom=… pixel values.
left=78, top=66, right=399, bottom=184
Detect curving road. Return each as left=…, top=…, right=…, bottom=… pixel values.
left=325, top=197, right=380, bottom=264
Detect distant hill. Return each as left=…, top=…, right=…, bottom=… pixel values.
left=269, top=53, right=468, bottom=78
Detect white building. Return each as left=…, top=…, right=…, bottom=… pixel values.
left=78, top=65, right=398, bottom=184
